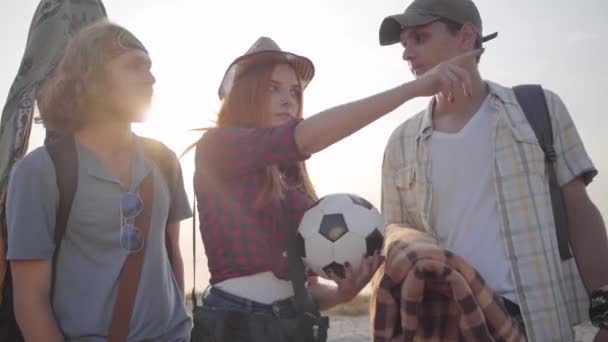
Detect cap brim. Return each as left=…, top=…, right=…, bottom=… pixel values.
left=481, top=31, right=498, bottom=43
left=218, top=50, right=315, bottom=100
left=379, top=13, right=439, bottom=46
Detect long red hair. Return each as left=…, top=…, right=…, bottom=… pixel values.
left=218, top=60, right=318, bottom=207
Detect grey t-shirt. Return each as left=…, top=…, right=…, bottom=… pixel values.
left=6, top=139, right=193, bottom=341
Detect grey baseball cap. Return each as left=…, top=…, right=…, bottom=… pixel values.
left=379, top=0, right=498, bottom=46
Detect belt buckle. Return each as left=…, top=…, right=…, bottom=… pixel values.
left=272, top=303, right=281, bottom=316
left=202, top=286, right=212, bottom=300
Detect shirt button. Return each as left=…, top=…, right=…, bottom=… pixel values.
left=282, top=251, right=288, bottom=258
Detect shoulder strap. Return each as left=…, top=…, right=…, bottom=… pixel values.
left=138, top=136, right=175, bottom=188
left=191, top=194, right=198, bottom=307
left=108, top=173, right=154, bottom=342
left=1, top=192, right=9, bottom=298
left=282, top=202, right=329, bottom=342
left=45, top=134, right=78, bottom=299
left=512, top=85, right=554, bottom=156
left=512, top=84, right=572, bottom=260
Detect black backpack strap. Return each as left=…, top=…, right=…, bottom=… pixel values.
left=513, top=84, right=572, bottom=260
left=138, top=136, right=176, bottom=189
left=282, top=202, right=329, bottom=342
left=44, top=134, right=78, bottom=299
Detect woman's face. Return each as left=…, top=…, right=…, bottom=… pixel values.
left=266, top=63, right=301, bottom=127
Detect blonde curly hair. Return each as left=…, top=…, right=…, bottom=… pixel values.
left=38, top=19, right=147, bottom=132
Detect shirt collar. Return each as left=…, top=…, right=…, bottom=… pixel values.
left=78, top=135, right=153, bottom=191
left=416, top=81, right=518, bottom=141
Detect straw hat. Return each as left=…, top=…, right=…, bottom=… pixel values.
left=217, top=36, right=315, bottom=99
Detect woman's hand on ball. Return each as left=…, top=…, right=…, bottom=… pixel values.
left=328, top=251, right=385, bottom=303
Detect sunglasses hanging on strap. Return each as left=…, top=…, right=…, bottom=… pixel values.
left=108, top=173, right=155, bottom=342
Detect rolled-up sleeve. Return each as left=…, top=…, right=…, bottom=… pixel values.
left=196, top=119, right=310, bottom=177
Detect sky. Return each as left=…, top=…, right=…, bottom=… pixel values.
left=1, top=0, right=607, bottom=292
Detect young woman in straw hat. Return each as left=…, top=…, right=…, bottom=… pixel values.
left=191, top=36, right=481, bottom=341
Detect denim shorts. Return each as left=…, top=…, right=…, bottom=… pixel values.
left=202, top=286, right=298, bottom=319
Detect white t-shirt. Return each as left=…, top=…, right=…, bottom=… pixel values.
left=429, top=96, right=516, bottom=302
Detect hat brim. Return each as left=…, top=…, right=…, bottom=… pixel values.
left=218, top=50, right=315, bottom=100
left=379, top=13, right=440, bottom=46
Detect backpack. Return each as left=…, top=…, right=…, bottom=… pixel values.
left=0, top=133, right=176, bottom=341
left=513, top=84, right=572, bottom=261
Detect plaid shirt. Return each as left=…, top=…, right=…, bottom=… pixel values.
left=194, top=119, right=312, bottom=284
left=381, top=81, right=597, bottom=341
left=371, top=225, right=526, bottom=341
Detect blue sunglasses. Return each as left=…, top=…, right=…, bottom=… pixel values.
left=120, top=192, right=144, bottom=252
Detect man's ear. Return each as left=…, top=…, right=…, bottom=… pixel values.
left=460, top=22, right=479, bottom=51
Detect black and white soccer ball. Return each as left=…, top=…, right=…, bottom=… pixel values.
left=296, top=193, right=385, bottom=279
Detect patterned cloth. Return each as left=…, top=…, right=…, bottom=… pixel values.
left=370, top=225, right=527, bottom=342
left=381, top=81, right=596, bottom=341
left=0, top=0, right=107, bottom=302
left=194, top=119, right=312, bottom=284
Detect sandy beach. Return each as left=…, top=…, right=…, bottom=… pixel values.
left=328, top=315, right=599, bottom=341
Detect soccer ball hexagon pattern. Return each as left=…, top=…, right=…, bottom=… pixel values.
left=296, top=193, right=385, bottom=279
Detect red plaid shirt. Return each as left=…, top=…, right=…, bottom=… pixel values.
left=194, top=120, right=313, bottom=284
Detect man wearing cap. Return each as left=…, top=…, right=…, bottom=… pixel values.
left=378, top=0, right=608, bottom=340
left=6, top=20, right=192, bottom=342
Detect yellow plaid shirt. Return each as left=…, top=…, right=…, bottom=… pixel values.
left=381, top=81, right=597, bottom=341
